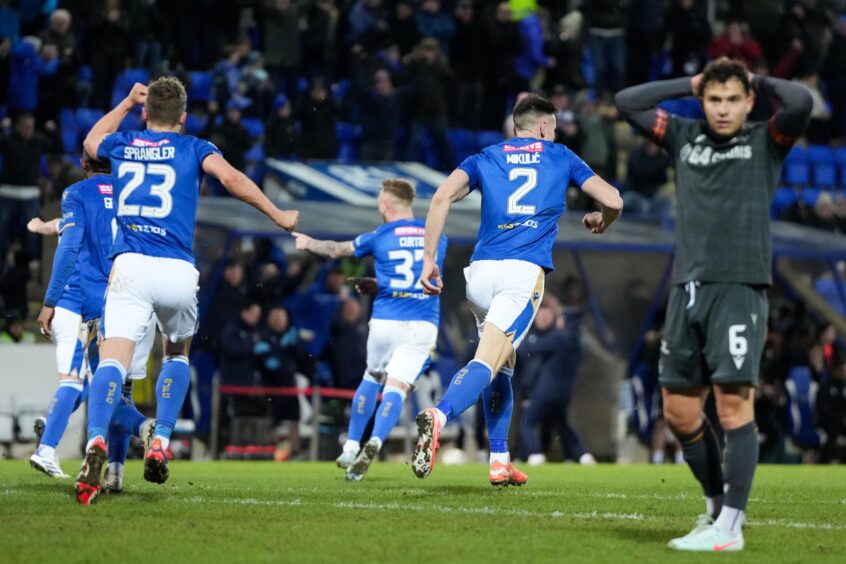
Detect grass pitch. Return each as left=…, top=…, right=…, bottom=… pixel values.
left=1, top=460, right=844, bottom=563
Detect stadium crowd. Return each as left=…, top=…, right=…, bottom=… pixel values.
left=1, top=0, right=845, bottom=462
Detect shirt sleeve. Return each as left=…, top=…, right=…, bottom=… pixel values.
left=566, top=149, right=597, bottom=188
left=96, top=132, right=121, bottom=161
left=45, top=188, right=86, bottom=307
left=352, top=231, right=377, bottom=258
left=193, top=137, right=223, bottom=164
left=458, top=154, right=481, bottom=192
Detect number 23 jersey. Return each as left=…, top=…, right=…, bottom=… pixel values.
left=459, top=138, right=595, bottom=271
left=97, top=130, right=221, bottom=263
left=353, top=218, right=447, bottom=326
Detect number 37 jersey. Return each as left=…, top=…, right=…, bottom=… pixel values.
left=97, top=130, right=221, bottom=263
left=353, top=218, right=447, bottom=326
left=459, top=138, right=595, bottom=271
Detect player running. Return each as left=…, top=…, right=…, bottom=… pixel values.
left=412, top=94, right=623, bottom=483
left=28, top=155, right=155, bottom=479
left=293, top=179, right=446, bottom=481
left=75, top=77, right=298, bottom=505
left=615, top=57, right=812, bottom=552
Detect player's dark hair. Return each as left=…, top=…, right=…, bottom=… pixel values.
left=512, top=94, right=556, bottom=131
left=146, top=76, right=187, bottom=126
left=381, top=178, right=415, bottom=205
left=698, top=57, right=750, bottom=97
left=82, top=152, right=111, bottom=174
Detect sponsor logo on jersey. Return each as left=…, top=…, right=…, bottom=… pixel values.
left=394, top=226, right=425, bottom=236
left=97, top=184, right=113, bottom=195
left=679, top=143, right=752, bottom=166
left=130, top=138, right=172, bottom=147
left=503, top=141, right=544, bottom=153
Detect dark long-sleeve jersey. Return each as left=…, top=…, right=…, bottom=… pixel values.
left=615, top=76, right=813, bottom=285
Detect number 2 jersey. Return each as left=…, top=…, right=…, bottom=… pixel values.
left=97, top=130, right=221, bottom=263
left=46, top=175, right=117, bottom=321
left=459, top=138, right=595, bottom=271
left=353, top=218, right=447, bottom=326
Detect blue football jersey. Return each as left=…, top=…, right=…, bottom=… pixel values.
left=459, top=138, right=595, bottom=271
left=353, top=218, right=447, bottom=326
left=48, top=175, right=116, bottom=320
left=97, top=130, right=221, bottom=263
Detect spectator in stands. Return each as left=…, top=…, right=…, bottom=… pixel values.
left=451, top=0, right=484, bottom=130
left=256, top=305, right=303, bottom=456
left=302, top=0, right=339, bottom=80
left=823, top=16, right=846, bottom=140
left=327, top=297, right=368, bottom=390
left=781, top=191, right=817, bottom=227
left=482, top=2, right=521, bottom=129
left=264, top=93, right=296, bottom=159
left=8, top=36, right=58, bottom=116
left=817, top=359, right=846, bottom=463
left=37, top=9, right=77, bottom=123
left=292, top=265, right=347, bottom=377
left=389, top=0, right=420, bottom=57
left=576, top=91, right=616, bottom=182
left=626, top=0, right=664, bottom=86
left=0, top=113, right=60, bottom=263
left=796, top=73, right=832, bottom=144
left=220, top=299, right=266, bottom=426
left=263, top=0, right=302, bottom=100
left=708, top=20, right=762, bottom=69
left=777, top=0, right=834, bottom=79
left=199, top=260, right=248, bottom=352
left=44, top=154, right=84, bottom=201
left=544, top=10, right=585, bottom=92
left=583, top=0, right=626, bottom=94
left=210, top=37, right=254, bottom=108
left=0, top=315, right=35, bottom=343
left=664, top=0, right=711, bottom=77
left=551, top=86, right=581, bottom=153
left=347, top=0, right=389, bottom=53
left=205, top=99, right=252, bottom=173
left=403, top=38, right=454, bottom=170
left=127, top=0, right=163, bottom=73
left=0, top=0, right=20, bottom=106
left=624, top=139, right=673, bottom=217
left=518, top=296, right=595, bottom=465
left=359, top=69, right=403, bottom=161
left=513, top=7, right=551, bottom=93
left=0, top=248, right=29, bottom=320
left=86, top=0, right=129, bottom=111
left=811, top=192, right=840, bottom=233
left=416, top=0, right=454, bottom=57
left=295, top=78, right=338, bottom=159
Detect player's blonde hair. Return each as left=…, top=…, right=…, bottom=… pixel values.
left=146, top=76, right=187, bottom=126
left=381, top=179, right=415, bottom=206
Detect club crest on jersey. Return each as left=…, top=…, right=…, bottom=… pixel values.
left=503, top=142, right=544, bottom=153
left=97, top=184, right=113, bottom=195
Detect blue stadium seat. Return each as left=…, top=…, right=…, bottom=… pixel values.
left=801, top=187, right=822, bottom=205
left=784, top=145, right=808, bottom=164
left=806, top=144, right=834, bottom=164
left=75, top=108, right=105, bottom=136
left=118, top=112, right=142, bottom=132
left=813, top=162, right=837, bottom=188
left=244, top=142, right=264, bottom=164
left=476, top=130, right=505, bottom=149
left=184, top=113, right=208, bottom=135
left=783, top=162, right=809, bottom=186
left=111, top=68, right=151, bottom=108
left=772, top=187, right=798, bottom=217
left=447, top=129, right=476, bottom=162
left=59, top=108, right=79, bottom=152
left=188, top=71, right=213, bottom=103
left=833, top=146, right=846, bottom=165
left=784, top=366, right=821, bottom=449
left=816, top=278, right=846, bottom=317
left=241, top=117, right=265, bottom=140
left=335, top=122, right=361, bottom=142
left=331, top=79, right=351, bottom=103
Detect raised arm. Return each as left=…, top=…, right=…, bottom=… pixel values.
left=83, top=82, right=147, bottom=159
left=420, top=169, right=470, bottom=295
left=752, top=76, right=813, bottom=143
left=202, top=152, right=298, bottom=231
left=580, top=175, right=623, bottom=234
left=292, top=233, right=354, bottom=259
left=614, top=77, right=693, bottom=141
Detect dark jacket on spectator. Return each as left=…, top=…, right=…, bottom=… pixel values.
left=219, top=319, right=262, bottom=386
left=0, top=128, right=59, bottom=186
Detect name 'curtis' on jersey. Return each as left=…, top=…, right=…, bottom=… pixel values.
left=459, top=138, right=595, bottom=271
left=97, top=130, right=221, bottom=263
left=353, top=218, right=448, bottom=326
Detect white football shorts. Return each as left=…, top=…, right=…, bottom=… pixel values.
left=366, top=319, right=438, bottom=386
left=102, top=253, right=199, bottom=344
left=464, top=259, right=545, bottom=350
left=52, top=306, right=91, bottom=378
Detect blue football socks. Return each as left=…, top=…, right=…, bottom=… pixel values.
left=347, top=375, right=382, bottom=443
left=154, top=355, right=190, bottom=449
left=436, top=360, right=493, bottom=422
left=40, top=380, right=84, bottom=448
left=371, top=385, right=407, bottom=445
left=87, top=360, right=126, bottom=443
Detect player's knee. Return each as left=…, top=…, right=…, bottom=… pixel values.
left=163, top=339, right=190, bottom=358
left=715, top=385, right=755, bottom=430
left=58, top=372, right=83, bottom=383
left=384, top=377, right=409, bottom=394
left=663, top=403, right=701, bottom=436
left=364, top=370, right=385, bottom=384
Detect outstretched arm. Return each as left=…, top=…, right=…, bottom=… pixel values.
left=420, top=169, right=470, bottom=295
left=614, top=77, right=693, bottom=143
left=27, top=217, right=60, bottom=236
left=580, top=176, right=623, bottom=234
left=202, top=153, right=298, bottom=231
left=293, top=233, right=354, bottom=258
left=83, top=82, right=147, bottom=159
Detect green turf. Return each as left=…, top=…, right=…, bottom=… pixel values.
left=1, top=460, right=844, bottom=563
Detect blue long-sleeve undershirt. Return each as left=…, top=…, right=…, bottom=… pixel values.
left=44, top=225, right=83, bottom=307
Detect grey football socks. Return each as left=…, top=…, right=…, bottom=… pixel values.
left=677, top=418, right=725, bottom=518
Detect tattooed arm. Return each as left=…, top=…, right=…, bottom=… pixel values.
left=293, top=232, right=355, bottom=259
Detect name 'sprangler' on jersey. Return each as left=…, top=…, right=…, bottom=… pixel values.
left=353, top=219, right=448, bottom=327
left=47, top=176, right=118, bottom=322
left=459, top=137, right=596, bottom=272
left=98, top=129, right=222, bottom=264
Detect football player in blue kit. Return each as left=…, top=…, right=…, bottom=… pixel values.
left=29, top=155, right=155, bottom=482
left=412, top=94, right=624, bottom=482
left=293, top=179, right=447, bottom=481
left=75, top=78, right=298, bottom=504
